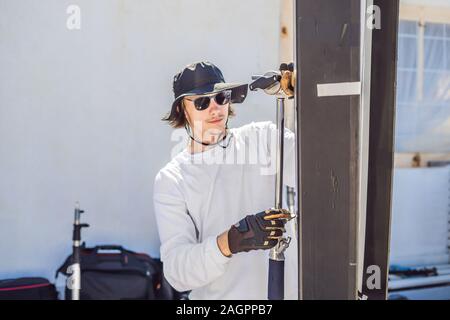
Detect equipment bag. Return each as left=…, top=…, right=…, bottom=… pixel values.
left=0, top=277, right=58, bottom=300
left=56, top=244, right=163, bottom=300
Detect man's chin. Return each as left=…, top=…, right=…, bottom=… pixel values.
left=206, top=123, right=225, bottom=131
left=204, top=126, right=226, bottom=139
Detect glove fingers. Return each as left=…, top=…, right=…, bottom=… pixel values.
left=264, top=239, right=279, bottom=249
left=263, top=208, right=291, bottom=221
left=265, top=229, right=283, bottom=239
left=240, top=238, right=278, bottom=251
left=257, top=217, right=285, bottom=231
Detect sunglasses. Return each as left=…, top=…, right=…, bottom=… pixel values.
left=186, top=90, right=232, bottom=111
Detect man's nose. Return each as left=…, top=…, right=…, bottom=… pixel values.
left=209, top=97, right=221, bottom=111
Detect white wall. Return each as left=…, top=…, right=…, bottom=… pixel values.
left=0, top=0, right=282, bottom=281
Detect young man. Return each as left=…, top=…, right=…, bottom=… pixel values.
left=153, top=61, right=297, bottom=300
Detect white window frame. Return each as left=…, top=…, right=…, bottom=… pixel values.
left=399, top=4, right=450, bottom=106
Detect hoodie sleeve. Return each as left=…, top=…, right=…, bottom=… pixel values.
left=153, top=169, right=231, bottom=292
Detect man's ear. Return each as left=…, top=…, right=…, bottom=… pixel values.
left=177, top=103, right=186, bottom=119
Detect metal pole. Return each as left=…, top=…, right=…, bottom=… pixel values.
left=275, top=97, right=285, bottom=209
left=249, top=68, right=293, bottom=301
left=268, top=97, right=289, bottom=300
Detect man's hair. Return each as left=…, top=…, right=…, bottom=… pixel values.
left=162, top=99, right=236, bottom=129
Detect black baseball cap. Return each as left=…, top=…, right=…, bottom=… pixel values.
left=169, top=61, right=248, bottom=116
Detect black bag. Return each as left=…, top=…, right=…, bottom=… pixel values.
left=0, top=277, right=58, bottom=300
left=56, top=245, right=163, bottom=300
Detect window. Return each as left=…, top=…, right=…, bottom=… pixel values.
left=395, top=20, right=450, bottom=152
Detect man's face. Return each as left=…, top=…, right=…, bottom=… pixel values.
left=182, top=92, right=229, bottom=139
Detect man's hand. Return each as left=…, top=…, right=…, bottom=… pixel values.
left=225, top=208, right=292, bottom=255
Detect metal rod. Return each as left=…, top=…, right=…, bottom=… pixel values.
left=275, top=97, right=285, bottom=209
left=268, top=97, right=286, bottom=300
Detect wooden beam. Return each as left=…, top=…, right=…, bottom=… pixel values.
left=295, top=0, right=361, bottom=299
left=361, top=0, right=399, bottom=300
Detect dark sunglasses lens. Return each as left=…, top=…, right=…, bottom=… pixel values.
left=215, top=91, right=231, bottom=105
left=194, top=97, right=211, bottom=110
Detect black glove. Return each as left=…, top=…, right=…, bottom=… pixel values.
left=227, top=208, right=291, bottom=254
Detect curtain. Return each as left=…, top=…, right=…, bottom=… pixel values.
left=395, top=20, right=450, bottom=152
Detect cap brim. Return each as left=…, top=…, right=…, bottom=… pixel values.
left=170, top=82, right=248, bottom=116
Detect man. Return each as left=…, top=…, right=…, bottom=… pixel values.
left=153, top=61, right=297, bottom=299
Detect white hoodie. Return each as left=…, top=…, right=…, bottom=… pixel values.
left=153, top=121, right=298, bottom=300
